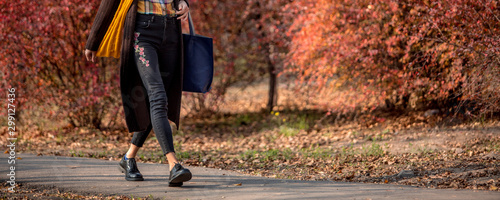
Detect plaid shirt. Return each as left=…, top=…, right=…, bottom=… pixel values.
left=137, top=0, right=176, bottom=17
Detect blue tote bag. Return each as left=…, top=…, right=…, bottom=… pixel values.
left=182, top=12, right=214, bottom=93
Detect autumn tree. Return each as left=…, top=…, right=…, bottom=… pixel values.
left=284, top=0, right=500, bottom=116
left=3, top=0, right=497, bottom=132
left=186, top=0, right=291, bottom=113
left=242, top=0, right=291, bottom=111
left=0, top=0, right=123, bottom=129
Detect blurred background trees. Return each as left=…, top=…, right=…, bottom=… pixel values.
left=1, top=0, right=122, bottom=130
left=1, top=0, right=498, bottom=130
left=285, top=0, right=499, bottom=117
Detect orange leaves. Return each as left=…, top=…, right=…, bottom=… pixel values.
left=283, top=0, right=500, bottom=114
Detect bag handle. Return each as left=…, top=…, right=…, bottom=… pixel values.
left=187, top=12, right=195, bottom=36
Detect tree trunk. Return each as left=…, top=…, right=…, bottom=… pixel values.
left=267, top=57, right=278, bottom=112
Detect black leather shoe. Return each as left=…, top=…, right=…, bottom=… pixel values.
left=168, top=163, right=192, bottom=187
left=118, top=157, right=144, bottom=181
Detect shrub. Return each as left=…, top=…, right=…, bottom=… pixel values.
left=285, top=0, right=500, bottom=116
left=0, top=0, right=123, bottom=129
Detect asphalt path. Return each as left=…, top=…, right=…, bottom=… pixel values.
left=1, top=153, right=499, bottom=199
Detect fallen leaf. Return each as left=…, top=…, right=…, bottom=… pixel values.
left=4, top=150, right=8, bottom=154
left=234, top=183, right=242, bottom=186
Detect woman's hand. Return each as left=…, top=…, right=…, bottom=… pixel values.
left=176, top=1, right=189, bottom=21
left=85, top=49, right=97, bottom=63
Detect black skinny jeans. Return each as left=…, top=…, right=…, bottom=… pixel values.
left=130, top=13, right=181, bottom=155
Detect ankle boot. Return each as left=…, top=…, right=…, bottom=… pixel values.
left=118, top=156, right=144, bottom=181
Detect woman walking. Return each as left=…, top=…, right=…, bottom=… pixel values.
left=84, top=0, right=192, bottom=187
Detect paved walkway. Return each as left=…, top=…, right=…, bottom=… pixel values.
left=1, top=153, right=499, bottom=199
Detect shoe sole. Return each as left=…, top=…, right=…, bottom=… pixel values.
left=169, top=170, right=192, bottom=184
left=118, top=165, right=144, bottom=181
left=168, top=182, right=183, bottom=187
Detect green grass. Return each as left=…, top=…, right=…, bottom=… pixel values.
left=300, top=146, right=334, bottom=160
left=87, top=151, right=109, bottom=158
left=176, top=151, right=206, bottom=163
left=173, top=140, right=182, bottom=151
left=240, top=149, right=259, bottom=160
left=177, top=151, right=194, bottom=160
left=360, top=142, right=385, bottom=157
left=69, top=150, right=85, bottom=157
left=239, top=148, right=294, bottom=162
left=55, top=133, right=64, bottom=144
left=278, top=126, right=300, bottom=137
left=340, top=143, right=356, bottom=157
left=416, top=146, right=435, bottom=155
left=276, top=114, right=310, bottom=137
left=234, top=113, right=253, bottom=126
left=486, top=140, right=500, bottom=152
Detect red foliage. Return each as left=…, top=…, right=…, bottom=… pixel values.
left=0, top=0, right=122, bottom=129
left=285, top=0, right=500, bottom=115
left=2, top=0, right=497, bottom=128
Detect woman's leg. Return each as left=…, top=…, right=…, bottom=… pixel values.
left=165, top=153, right=180, bottom=170
left=127, top=125, right=180, bottom=170
left=127, top=122, right=153, bottom=158
left=157, top=18, right=183, bottom=171
left=133, top=16, right=190, bottom=186
left=119, top=119, right=152, bottom=181
left=126, top=144, right=140, bottom=158
left=134, top=29, right=179, bottom=171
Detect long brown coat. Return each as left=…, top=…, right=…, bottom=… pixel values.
left=85, top=0, right=189, bottom=132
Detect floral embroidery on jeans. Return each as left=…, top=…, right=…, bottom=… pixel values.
left=134, top=32, right=150, bottom=67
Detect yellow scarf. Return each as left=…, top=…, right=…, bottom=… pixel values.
left=96, top=0, right=133, bottom=58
